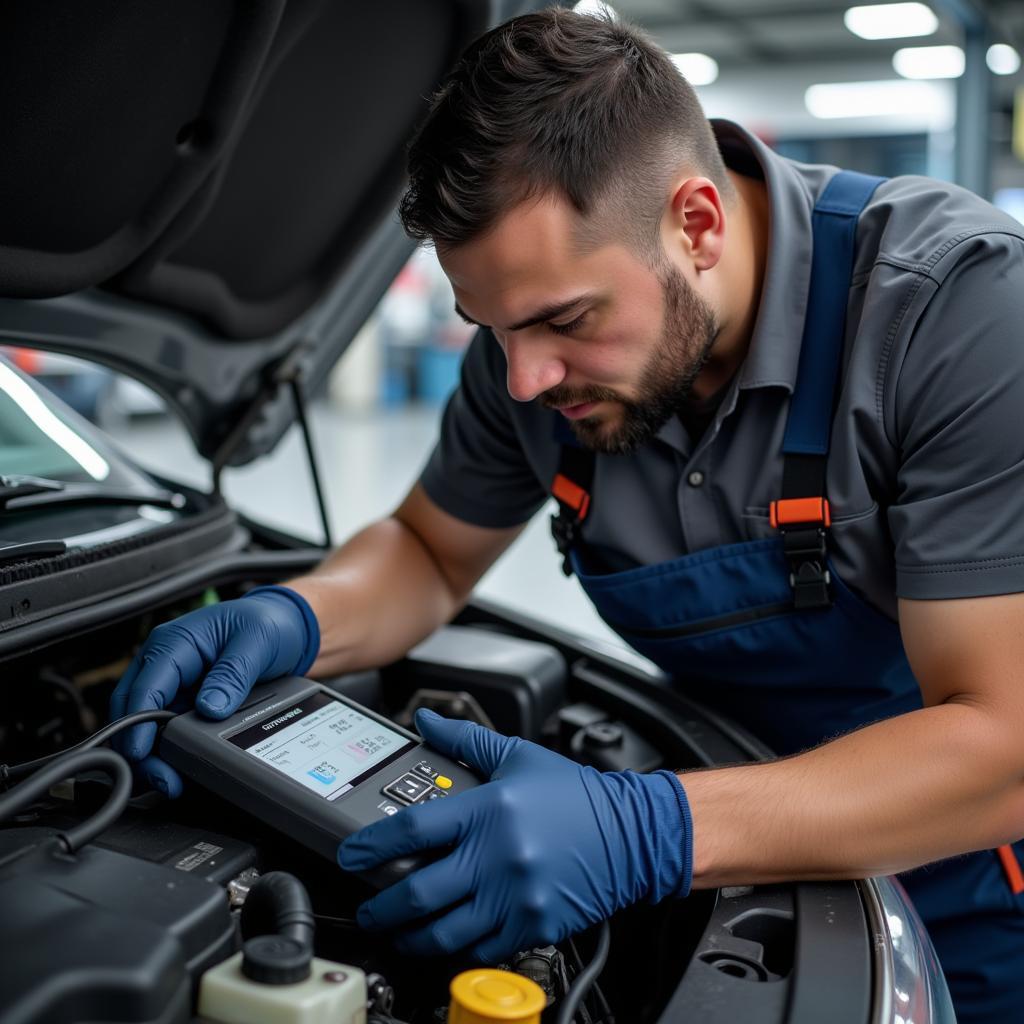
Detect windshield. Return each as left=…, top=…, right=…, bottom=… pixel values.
left=0, top=357, right=156, bottom=492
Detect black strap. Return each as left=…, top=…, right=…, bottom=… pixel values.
left=774, top=170, right=886, bottom=610
left=778, top=452, right=831, bottom=609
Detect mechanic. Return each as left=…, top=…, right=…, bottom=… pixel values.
left=110, top=11, right=1024, bottom=1022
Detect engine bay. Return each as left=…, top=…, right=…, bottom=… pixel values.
left=0, top=581, right=873, bottom=1024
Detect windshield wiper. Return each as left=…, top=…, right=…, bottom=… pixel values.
left=0, top=475, right=63, bottom=504
left=0, top=539, right=68, bottom=563
left=0, top=475, right=186, bottom=513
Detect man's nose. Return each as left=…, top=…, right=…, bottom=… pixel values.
left=503, top=334, right=567, bottom=403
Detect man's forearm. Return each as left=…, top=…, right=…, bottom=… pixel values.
left=683, top=701, right=1024, bottom=887
left=285, top=516, right=462, bottom=677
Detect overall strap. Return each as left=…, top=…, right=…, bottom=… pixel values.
left=771, top=169, right=886, bottom=609
left=550, top=419, right=595, bottom=576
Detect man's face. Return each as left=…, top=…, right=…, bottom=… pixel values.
left=439, top=194, right=720, bottom=455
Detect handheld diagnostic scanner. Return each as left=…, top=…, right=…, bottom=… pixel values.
left=160, top=676, right=481, bottom=888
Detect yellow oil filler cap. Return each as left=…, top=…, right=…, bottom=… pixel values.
left=448, top=969, right=546, bottom=1023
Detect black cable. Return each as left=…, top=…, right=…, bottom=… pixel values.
left=568, top=936, right=615, bottom=1024
left=556, top=921, right=612, bottom=1024
left=563, top=941, right=595, bottom=1024
left=0, top=748, right=131, bottom=852
left=1, top=709, right=177, bottom=785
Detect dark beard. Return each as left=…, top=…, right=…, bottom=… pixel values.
left=542, top=265, right=719, bottom=455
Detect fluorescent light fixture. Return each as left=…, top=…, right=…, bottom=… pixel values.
left=671, top=53, right=719, bottom=86
left=573, top=0, right=618, bottom=18
left=987, top=44, right=1021, bottom=76
left=893, top=44, right=964, bottom=79
left=0, top=361, right=110, bottom=480
left=805, top=79, right=945, bottom=119
left=844, top=3, right=938, bottom=40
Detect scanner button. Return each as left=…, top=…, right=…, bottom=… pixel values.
left=383, top=772, right=434, bottom=804
left=435, top=775, right=453, bottom=790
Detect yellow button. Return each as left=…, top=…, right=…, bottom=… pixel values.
left=449, top=969, right=546, bottom=1023
left=435, top=775, right=453, bottom=789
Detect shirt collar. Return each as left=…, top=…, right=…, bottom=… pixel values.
left=710, top=120, right=815, bottom=395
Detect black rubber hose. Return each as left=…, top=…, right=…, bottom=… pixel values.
left=0, top=748, right=131, bottom=852
left=240, top=871, right=316, bottom=949
left=556, top=921, right=612, bottom=1024
left=1, top=708, right=177, bottom=784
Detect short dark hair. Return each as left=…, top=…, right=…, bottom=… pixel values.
left=399, top=8, right=734, bottom=257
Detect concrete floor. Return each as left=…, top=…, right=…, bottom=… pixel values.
left=117, top=403, right=646, bottom=665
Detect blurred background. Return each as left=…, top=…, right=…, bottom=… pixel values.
left=8, top=0, right=1023, bottom=660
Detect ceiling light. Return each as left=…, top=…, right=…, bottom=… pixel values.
left=987, top=44, right=1021, bottom=76
left=893, top=45, right=964, bottom=79
left=671, top=53, right=719, bottom=86
left=844, top=3, right=938, bottom=41
left=573, top=0, right=618, bottom=18
left=805, top=79, right=945, bottom=119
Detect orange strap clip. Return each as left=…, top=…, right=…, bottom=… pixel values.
left=552, top=473, right=591, bottom=521
left=769, top=497, right=831, bottom=529
left=998, top=845, right=1024, bottom=896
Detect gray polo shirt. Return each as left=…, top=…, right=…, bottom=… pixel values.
left=420, top=120, right=1024, bottom=620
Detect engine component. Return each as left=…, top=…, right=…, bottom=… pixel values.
left=240, top=871, right=316, bottom=951
left=559, top=704, right=662, bottom=773
left=239, top=871, right=317, bottom=985
left=0, top=833, right=233, bottom=1024
left=510, top=947, right=562, bottom=1006
left=557, top=703, right=607, bottom=746
left=383, top=625, right=566, bottom=741
left=198, top=951, right=367, bottom=1024
left=242, top=935, right=313, bottom=986
left=448, top=969, right=547, bottom=1024
left=400, top=687, right=496, bottom=730
left=365, top=972, right=397, bottom=1019
left=228, top=867, right=263, bottom=907
left=94, top=813, right=258, bottom=885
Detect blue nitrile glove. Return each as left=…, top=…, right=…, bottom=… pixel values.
left=109, top=585, right=319, bottom=797
left=338, top=709, right=693, bottom=964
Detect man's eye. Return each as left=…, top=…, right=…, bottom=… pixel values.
left=548, top=313, right=587, bottom=336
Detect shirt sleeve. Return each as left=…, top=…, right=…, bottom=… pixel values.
left=419, top=328, right=549, bottom=528
left=890, top=230, right=1024, bottom=599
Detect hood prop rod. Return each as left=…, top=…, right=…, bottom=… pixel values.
left=211, top=345, right=333, bottom=550
left=287, top=374, right=333, bottom=550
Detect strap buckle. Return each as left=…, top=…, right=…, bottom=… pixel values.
left=770, top=498, right=833, bottom=610
left=550, top=511, right=579, bottom=577
left=552, top=473, right=591, bottom=520
left=550, top=472, right=591, bottom=577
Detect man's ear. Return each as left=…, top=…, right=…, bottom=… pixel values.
left=666, top=177, right=725, bottom=271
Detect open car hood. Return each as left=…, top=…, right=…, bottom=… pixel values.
left=0, top=0, right=541, bottom=465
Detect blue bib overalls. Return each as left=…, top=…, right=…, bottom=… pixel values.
left=550, top=171, right=1024, bottom=1024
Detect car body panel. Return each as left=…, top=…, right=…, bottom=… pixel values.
left=0, top=0, right=542, bottom=463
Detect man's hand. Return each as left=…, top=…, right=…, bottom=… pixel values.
left=108, top=586, right=319, bottom=797
left=338, top=710, right=693, bottom=963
